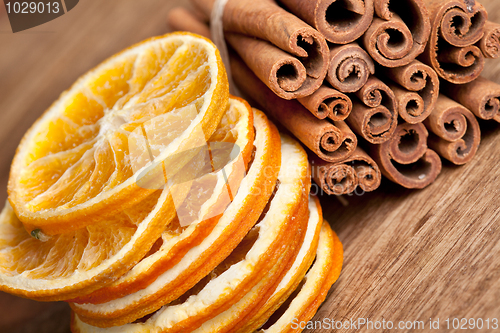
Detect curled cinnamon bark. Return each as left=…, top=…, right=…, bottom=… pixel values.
left=191, top=0, right=330, bottom=99
left=297, top=85, right=353, bottom=121
left=310, top=147, right=381, bottom=195
left=232, top=55, right=357, bottom=163
left=478, top=21, right=500, bottom=59
left=420, top=0, right=487, bottom=84
left=347, top=76, right=398, bottom=144
left=362, top=0, right=431, bottom=67
left=381, top=60, right=439, bottom=124
left=225, top=33, right=309, bottom=99
left=441, top=77, right=500, bottom=121
left=278, top=0, right=374, bottom=44
left=424, top=95, right=481, bottom=165
left=327, top=43, right=375, bottom=93
left=371, top=123, right=442, bottom=189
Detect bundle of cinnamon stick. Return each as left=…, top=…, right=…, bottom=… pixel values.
left=167, top=0, right=500, bottom=195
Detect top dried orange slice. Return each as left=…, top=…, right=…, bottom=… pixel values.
left=8, top=32, right=229, bottom=235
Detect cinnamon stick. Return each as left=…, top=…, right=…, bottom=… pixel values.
left=478, top=21, right=500, bottom=59
left=419, top=0, right=487, bottom=84
left=327, top=42, right=375, bottom=93
left=278, top=0, right=374, bottom=44
left=371, top=122, right=442, bottom=189
left=381, top=60, right=439, bottom=124
left=441, top=77, right=500, bottom=121
left=424, top=94, right=481, bottom=165
left=191, top=0, right=330, bottom=99
left=347, top=76, right=398, bottom=144
left=225, top=33, right=310, bottom=99
left=362, top=0, right=431, bottom=68
left=231, top=54, right=357, bottom=163
left=297, top=85, right=353, bottom=121
left=310, top=146, right=381, bottom=195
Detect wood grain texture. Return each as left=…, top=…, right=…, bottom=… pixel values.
left=0, top=1, right=499, bottom=332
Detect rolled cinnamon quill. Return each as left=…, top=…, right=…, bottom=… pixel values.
left=362, top=0, right=431, bottom=68
left=191, top=0, right=330, bottom=99
left=441, top=77, right=500, bottom=121
left=297, top=85, right=353, bottom=121
left=231, top=55, right=357, bottom=163
left=311, top=147, right=381, bottom=196
left=278, top=0, right=374, bottom=44
left=424, top=95, right=481, bottom=165
left=371, top=123, right=442, bottom=189
left=347, top=76, right=398, bottom=144
left=381, top=60, right=439, bottom=124
left=420, top=0, right=487, bottom=84
left=478, top=21, right=500, bottom=59
left=327, top=42, right=375, bottom=93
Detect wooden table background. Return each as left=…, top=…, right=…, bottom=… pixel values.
left=0, top=1, right=499, bottom=332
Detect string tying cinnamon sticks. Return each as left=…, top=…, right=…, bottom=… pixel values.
left=370, top=122, right=442, bottom=189
left=362, top=0, right=431, bottom=68
left=310, top=147, right=381, bottom=195
left=441, top=77, right=500, bottom=121
left=478, top=21, right=500, bottom=59
left=420, top=0, right=487, bottom=84
left=232, top=55, right=358, bottom=163
left=381, top=60, right=439, bottom=124
left=347, top=76, right=398, bottom=144
left=191, top=0, right=330, bottom=99
left=327, top=42, right=375, bottom=93
left=278, top=0, right=374, bottom=45
left=424, top=95, right=481, bottom=165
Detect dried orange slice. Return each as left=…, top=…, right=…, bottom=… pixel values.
left=70, top=109, right=283, bottom=328
left=8, top=32, right=229, bottom=235
left=71, top=96, right=255, bottom=305
left=201, top=196, right=324, bottom=333
left=71, top=131, right=311, bottom=332
left=255, top=221, right=343, bottom=333
left=0, top=97, right=252, bottom=302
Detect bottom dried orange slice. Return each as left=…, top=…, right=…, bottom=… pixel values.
left=70, top=109, right=284, bottom=328
left=192, top=195, right=323, bottom=333
left=256, top=220, right=343, bottom=333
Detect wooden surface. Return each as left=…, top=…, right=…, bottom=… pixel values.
left=0, top=1, right=499, bottom=332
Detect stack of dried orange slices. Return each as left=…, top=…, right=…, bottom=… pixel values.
left=0, top=32, right=343, bottom=333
